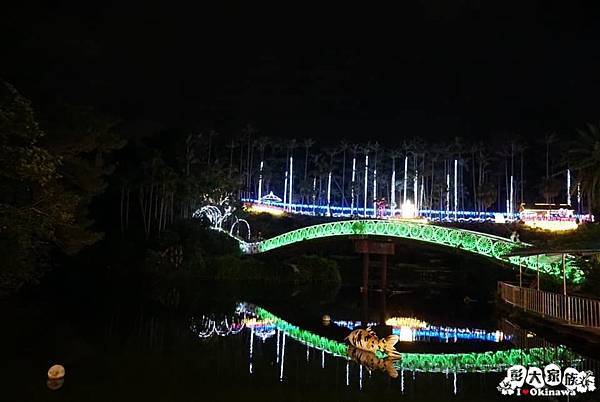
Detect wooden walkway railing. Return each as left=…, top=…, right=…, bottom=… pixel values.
left=498, top=281, right=600, bottom=329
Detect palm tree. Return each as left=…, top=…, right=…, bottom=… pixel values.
left=288, top=138, right=298, bottom=206
left=225, top=139, right=237, bottom=178
left=303, top=138, right=315, bottom=180
left=389, top=149, right=403, bottom=213
left=543, top=132, right=557, bottom=204
left=362, top=143, right=372, bottom=216
left=571, top=124, right=600, bottom=214
left=338, top=140, right=349, bottom=208
left=350, top=144, right=360, bottom=214
left=255, top=136, right=271, bottom=200
left=325, top=147, right=338, bottom=215
left=207, top=130, right=219, bottom=165
left=516, top=141, right=528, bottom=206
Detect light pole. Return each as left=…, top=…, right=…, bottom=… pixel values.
left=364, top=153, right=369, bottom=216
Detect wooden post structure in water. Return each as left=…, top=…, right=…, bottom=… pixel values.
left=353, top=238, right=395, bottom=294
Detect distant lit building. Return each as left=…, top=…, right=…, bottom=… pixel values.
left=519, top=203, right=578, bottom=231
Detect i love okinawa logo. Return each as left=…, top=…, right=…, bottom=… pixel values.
left=497, top=364, right=595, bottom=397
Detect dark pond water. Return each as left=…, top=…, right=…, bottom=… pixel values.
left=2, top=263, right=599, bottom=401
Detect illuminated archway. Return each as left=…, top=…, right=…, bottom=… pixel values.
left=234, top=220, right=583, bottom=283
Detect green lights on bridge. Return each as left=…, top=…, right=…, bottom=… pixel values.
left=255, top=306, right=579, bottom=373
left=238, top=220, right=584, bottom=283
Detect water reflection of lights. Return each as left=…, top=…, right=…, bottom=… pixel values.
left=248, top=305, right=580, bottom=374
left=189, top=315, right=245, bottom=339
left=392, top=326, right=507, bottom=343
left=335, top=316, right=507, bottom=343
left=195, top=303, right=583, bottom=394
left=332, top=320, right=377, bottom=330
left=242, top=317, right=276, bottom=341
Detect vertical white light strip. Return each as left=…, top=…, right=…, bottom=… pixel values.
left=306, top=345, right=309, bottom=362
left=279, top=333, right=286, bottom=382
left=364, top=155, right=369, bottom=216
left=373, top=168, right=377, bottom=217
left=288, top=156, right=293, bottom=210
left=403, top=156, right=408, bottom=206
left=391, top=164, right=396, bottom=215
left=283, top=169, right=288, bottom=207
left=351, top=157, right=356, bottom=214
left=419, top=176, right=424, bottom=214
left=359, top=365, right=363, bottom=390
left=258, top=160, right=264, bottom=201
left=454, top=159, right=458, bottom=220
left=401, top=369, right=404, bottom=394
left=327, top=171, right=332, bottom=216
left=321, top=350, right=325, bottom=368
left=567, top=168, right=571, bottom=205
left=413, top=169, right=418, bottom=210
left=446, top=172, right=450, bottom=217
left=312, top=177, right=316, bottom=214
left=346, top=362, right=349, bottom=386
left=249, top=326, right=254, bottom=374
left=453, top=371, right=457, bottom=395
left=509, top=174, right=514, bottom=216
left=276, top=328, right=280, bottom=363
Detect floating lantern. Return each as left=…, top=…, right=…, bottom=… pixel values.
left=47, top=364, right=65, bottom=380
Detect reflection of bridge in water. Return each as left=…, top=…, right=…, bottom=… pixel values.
left=188, top=302, right=588, bottom=392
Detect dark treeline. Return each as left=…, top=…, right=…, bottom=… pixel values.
left=2, top=79, right=600, bottom=295
left=0, top=81, right=241, bottom=294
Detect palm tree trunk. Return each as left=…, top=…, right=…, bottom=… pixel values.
left=520, top=149, right=524, bottom=205
left=429, top=159, right=434, bottom=217
left=305, top=147, right=309, bottom=180
left=472, top=151, right=477, bottom=212
left=341, top=150, right=346, bottom=207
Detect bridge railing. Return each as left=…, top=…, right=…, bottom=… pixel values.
left=498, top=281, right=600, bottom=329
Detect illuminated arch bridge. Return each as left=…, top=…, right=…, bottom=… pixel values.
left=233, top=220, right=584, bottom=283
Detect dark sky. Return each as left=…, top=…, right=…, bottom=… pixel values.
left=3, top=1, right=600, bottom=142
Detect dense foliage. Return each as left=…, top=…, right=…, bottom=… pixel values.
left=0, top=82, right=123, bottom=293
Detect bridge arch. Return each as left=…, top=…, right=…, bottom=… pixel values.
left=234, top=220, right=583, bottom=283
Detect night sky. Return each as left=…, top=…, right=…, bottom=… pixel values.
left=3, top=2, right=600, bottom=143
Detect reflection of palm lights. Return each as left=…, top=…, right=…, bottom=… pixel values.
left=386, top=317, right=428, bottom=328
left=243, top=318, right=275, bottom=327
left=398, top=326, right=414, bottom=342
left=254, top=326, right=276, bottom=341
left=243, top=317, right=277, bottom=341
left=392, top=325, right=506, bottom=343
left=332, top=320, right=377, bottom=330
left=190, top=315, right=246, bottom=339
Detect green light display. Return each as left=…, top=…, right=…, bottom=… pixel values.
left=255, top=306, right=580, bottom=373
left=238, top=220, right=584, bottom=283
